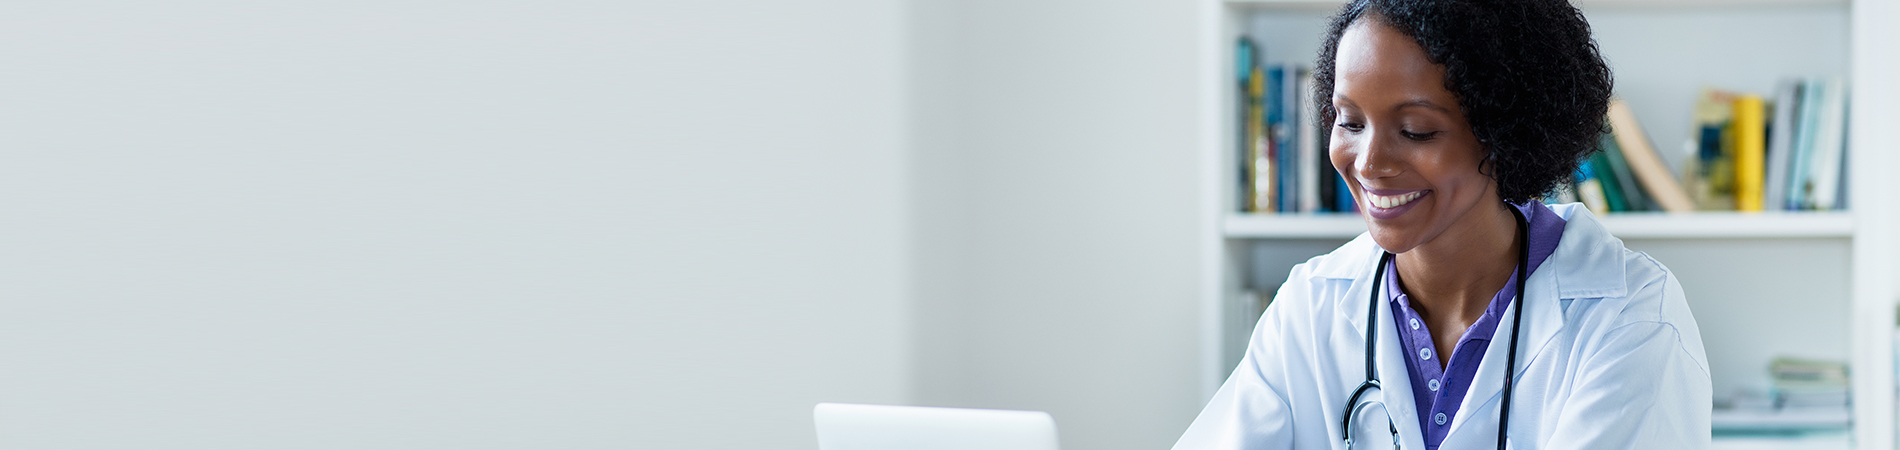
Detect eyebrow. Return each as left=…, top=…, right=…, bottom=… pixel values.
left=1395, top=99, right=1450, bottom=113
left=1330, top=96, right=1451, bottom=114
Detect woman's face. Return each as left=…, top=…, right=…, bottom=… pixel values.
left=1329, top=19, right=1499, bottom=254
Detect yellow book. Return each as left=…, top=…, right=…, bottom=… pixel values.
left=1247, top=66, right=1274, bottom=213
left=1732, top=95, right=1766, bottom=211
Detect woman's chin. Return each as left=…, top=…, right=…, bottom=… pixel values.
left=1366, top=228, right=1424, bottom=254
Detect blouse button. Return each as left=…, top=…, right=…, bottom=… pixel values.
left=1428, top=379, right=1441, bottom=391
left=1409, top=318, right=1420, bottom=330
left=1434, top=412, right=1448, bottom=425
left=1419, top=348, right=1433, bottom=360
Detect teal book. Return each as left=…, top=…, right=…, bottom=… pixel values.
left=1598, top=132, right=1651, bottom=211
left=1589, top=150, right=1628, bottom=212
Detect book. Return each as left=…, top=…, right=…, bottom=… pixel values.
left=1297, top=68, right=1320, bottom=213
left=1576, top=163, right=1611, bottom=216
left=1318, top=137, right=1338, bottom=212
left=1763, top=79, right=1802, bottom=212
left=1249, top=65, right=1275, bottom=213
left=1787, top=78, right=1824, bottom=210
left=1606, top=98, right=1696, bottom=213
left=1772, top=357, right=1849, bottom=386
left=1732, top=94, right=1767, bottom=211
left=1711, top=408, right=1850, bottom=433
left=1598, top=132, right=1652, bottom=211
left=1336, top=173, right=1355, bottom=212
left=1687, top=88, right=1738, bottom=210
left=1806, top=77, right=1848, bottom=210
left=1589, top=150, right=1629, bottom=212
left=1274, top=64, right=1301, bottom=213
left=1236, top=38, right=1258, bottom=212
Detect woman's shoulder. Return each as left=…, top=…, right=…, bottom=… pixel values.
left=1548, top=204, right=1701, bottom=338
left=1546, top=205, right=1710, bottom=374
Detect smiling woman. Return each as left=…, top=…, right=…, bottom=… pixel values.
left=1172, top=0, right=1711, bottom=449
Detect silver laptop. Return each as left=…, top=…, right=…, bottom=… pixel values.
left=813, top=403, right=1060, bottom=450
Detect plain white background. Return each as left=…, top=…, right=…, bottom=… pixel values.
left=0, top=1, right=1204, bottom=449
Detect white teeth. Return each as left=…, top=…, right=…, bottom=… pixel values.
left=1367, top=191, right=1423, bottom=209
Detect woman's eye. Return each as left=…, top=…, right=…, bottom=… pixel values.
left=1401, top=130, right=1441, bottom=141
left=1336, top=122, right=1365, bottom=132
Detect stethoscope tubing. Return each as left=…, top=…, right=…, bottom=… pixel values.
left=1341, top=206, right=1530, bottom=450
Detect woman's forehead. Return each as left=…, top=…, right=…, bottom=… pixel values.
left=1332, top=20, right=1455, bottom=110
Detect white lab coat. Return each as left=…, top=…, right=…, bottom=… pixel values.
left=1174, top=204, right=1711, bottom=450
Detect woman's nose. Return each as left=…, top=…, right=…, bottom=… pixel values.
left=1355, top=130, right=1401, bottom=180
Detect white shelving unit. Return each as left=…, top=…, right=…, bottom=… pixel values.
left=1226, top=211, right=1857, bottom=239
left=1194, top=0, right=1900, bottom=449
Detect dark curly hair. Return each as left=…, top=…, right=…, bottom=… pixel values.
left=1314, top=0, right=1613, bottom=204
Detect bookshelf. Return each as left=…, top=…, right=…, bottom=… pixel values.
left=1226, top=212, right=1857, bottom=239
left=1195, top=0, right=1899, bottom=449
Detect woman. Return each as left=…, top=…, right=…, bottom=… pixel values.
left=1174, top=0, right=1710, bottom=448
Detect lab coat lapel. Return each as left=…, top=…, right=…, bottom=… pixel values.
left=1442, top=203, right=1631, bottom=444
left=1371, top=296, right=1430, bottom=450
left=1333, top=236, right=1381, bottom=342
left=1327, top=238, right=1427, bottom=449
left=1438, top=267, right=1563, bottom=446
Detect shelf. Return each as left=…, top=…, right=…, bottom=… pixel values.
left=1223, top=211, right=1853, bottom=239
left=1711, top=434, right=1850, bottom=450
left=1598, top=211, right=1854, bottom=239
left=1223, top=214, right=1366, bottom=238
left=1225, top=0, right=1847, bottom=10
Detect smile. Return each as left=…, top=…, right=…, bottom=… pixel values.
left=1366, top=191, right=1425, bottom=209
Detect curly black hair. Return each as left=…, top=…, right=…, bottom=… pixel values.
left=1314, top=0, right=1613, bottom=204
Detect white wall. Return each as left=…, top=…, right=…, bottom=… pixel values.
left=909, top=1, right=1207, bottom=450
left=0, top=2, right=909, bottom=449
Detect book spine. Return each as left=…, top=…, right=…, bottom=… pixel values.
left=1577, top=164, right=1610, bottom=216
left=1764, top=80, right=1801, bottom=211
left=1297, top=68, right=1320, bottom=213
left=1591, top=151, right=1628, bottom=212
left=1808, top=77, right=1848, bottom=210
left=1599, top=132, right=1651, bottom=211
left=1336, top=176, right=1354, bottom=213
left=1788, top=78, right=1823, bottom=210
left=1266, top=66, right=1286, bottom=213
left=1236, top=38, right=1257, bottom=213
left=1272, top=65, right=1297, bottom=213
left=1606, top=99, right=1696, bottom=213
left=1248, top=65, right=1272, bottom=213
left=1734, top=94, right=1767, bottom=211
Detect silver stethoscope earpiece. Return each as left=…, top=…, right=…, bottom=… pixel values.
left=1340, top=206, right=1530, bottom=450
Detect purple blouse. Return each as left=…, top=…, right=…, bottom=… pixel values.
left=1386, top=201, right=1565, bottom=449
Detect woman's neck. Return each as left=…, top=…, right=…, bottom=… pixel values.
left=1393, top=201, right=1522, bottom=328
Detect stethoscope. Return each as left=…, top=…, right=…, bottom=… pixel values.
left=1341, top=205, right=1529, bottom=450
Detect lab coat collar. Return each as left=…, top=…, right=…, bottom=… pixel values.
left=1325, top=203, right=1629, bottom=445
left=1325, top=203, right=1628, bottom=332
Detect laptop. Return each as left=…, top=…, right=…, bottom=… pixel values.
left=813, top=403, right=1060, bottom=450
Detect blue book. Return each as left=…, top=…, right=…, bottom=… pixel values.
left=1269, top=65, right=1301, bottom=212
left=1336, top=176, right=1355, bottom=212
left=1280, top=64, right=1302, bottom=213
left=1266, top=66, right=1287, bottom=212
left=1787, top=78, right=1824, bottom=210
left=1235, top=38, right=1257, bottom=212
